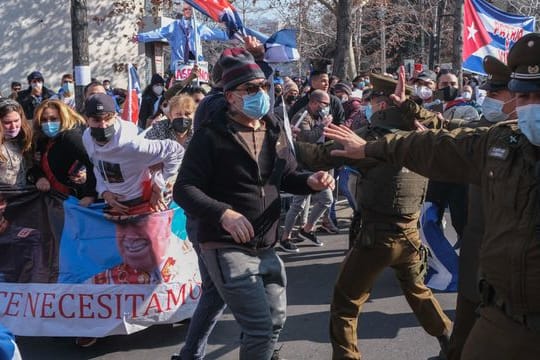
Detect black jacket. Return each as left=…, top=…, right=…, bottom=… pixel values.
left=16, top=87, right=56, bottom=120
left=138, top=90, right=161, bottom=129
left=288, top=92, right=345, bottom=125
left=174, top=109, right=313, bottom=249
left=28, top=127, right=97, bottom=198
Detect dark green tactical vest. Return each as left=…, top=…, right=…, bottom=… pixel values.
left=356, top=108, right=428, bottom=217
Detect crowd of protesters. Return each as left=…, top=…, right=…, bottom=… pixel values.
left=2, top=10, right=540, bottom=358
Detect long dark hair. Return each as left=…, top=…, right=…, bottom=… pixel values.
left=0, top=99, right=33, bottom=162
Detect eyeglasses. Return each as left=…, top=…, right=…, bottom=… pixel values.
left=234, top=81, right=270, bottom=95
left=182, top=8, right=192, bottom=12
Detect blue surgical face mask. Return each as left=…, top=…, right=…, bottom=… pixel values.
left=42, top=121, right=61, bottom=138
left=365, top=104, right=373, bottom=122
left=517, top=104, right=540, bottom=146
left=62, top=82, right=74, bottom=94
left=240, top=91, right=270, bottom=119
left=482, top=97, right=510, bottom=123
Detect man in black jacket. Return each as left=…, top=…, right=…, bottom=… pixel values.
left=16, top=71, right=56, bottom=121
left=288, top=69, right=345, bottom=125
left=174, top=48, right=334, bottom=360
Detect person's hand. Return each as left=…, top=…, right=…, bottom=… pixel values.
left=291, top=126, right=300, bottom=140
left=69, top=170, right=87, bottom=185
left=390, top=65, right=407, bottom=106
left=323, top=124, right=367, bottom=159
left=220, top=209, right=255, bottom=244
left=321, top=114, right=333, bottom=127
left=243, top=35, right=264, bottom=59
left=189, top=64, right=201, bottom=80
left=414, top=120, right=428, bottom=132
left=307, top=171, right=335, bottom=191
left=36, top=178, right=51, bottom=192
left=131, top=34, right=139, bottom=43
left=78, top=196, right=95, bottom=207
left=102, top=191, right=129, bottom=214
left=150, top=183, right=169, bottom=212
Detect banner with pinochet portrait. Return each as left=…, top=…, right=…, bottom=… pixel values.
left=0, top=188, right=201, bottom=337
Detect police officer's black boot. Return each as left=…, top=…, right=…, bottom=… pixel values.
left=436, top=333, right=450, bottom=360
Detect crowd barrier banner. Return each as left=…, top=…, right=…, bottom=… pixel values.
left=0, top=189, right=201, bottom=337
left=419, top=202, right=459, bottom=292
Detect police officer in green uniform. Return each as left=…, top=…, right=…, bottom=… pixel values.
left=446, top=56, right=517, bottom=360
left=324, top=33, right=540, bottom=360
left=295, top=73, right=453, bottom=360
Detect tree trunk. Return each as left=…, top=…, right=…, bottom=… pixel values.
left=333, top=0, right=355, bottom=80
left=71, top=0, right=90, bottom=113
left=453, top=0, right=464, bottom=88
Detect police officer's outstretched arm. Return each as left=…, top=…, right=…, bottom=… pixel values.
left=324, top=123, right=486, bottom=185
left=295, top=136, right=378, bottom=172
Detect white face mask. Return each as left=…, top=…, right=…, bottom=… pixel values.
left=517, top=104, right=540, bottom=146
left=31, top=81, right=43, bottom=90
left=415, top=85, right=433, bottom=100
left=152, top=85, right=164, bottom=95
left=461, top=91, right=472, bottom=100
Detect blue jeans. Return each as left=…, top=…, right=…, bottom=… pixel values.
left=201, top=247, right=287, bottom=360
left=179, top=217, right=227, bottom=360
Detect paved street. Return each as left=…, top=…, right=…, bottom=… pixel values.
left=17, top=207, right=456, bottom=360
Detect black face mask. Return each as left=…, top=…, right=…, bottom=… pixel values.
left=90, top=124, right=115, bottom=143
left=440, top=86, right=459, bottom=102
left=285, top=95, right=297, bottom=104
left=172, top=117, right=192, bottom=133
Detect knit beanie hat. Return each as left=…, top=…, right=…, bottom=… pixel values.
left=334, top=82, right=352, bottom=96
left=283, top=78, right=299, bottom=95
left=218, top=48, right=265, bottom=91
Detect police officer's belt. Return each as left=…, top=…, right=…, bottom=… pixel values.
left=480, top=279, right=540, bottom=333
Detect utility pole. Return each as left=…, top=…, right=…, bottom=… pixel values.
left=71, top=0, right=91, bottom=113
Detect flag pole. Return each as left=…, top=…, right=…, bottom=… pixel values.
left=192, top=9, right=200, bottom=86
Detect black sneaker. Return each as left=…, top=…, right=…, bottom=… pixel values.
left=298, top=229, right=324, bottom=246
left=278, top=240, right=299, bottom=253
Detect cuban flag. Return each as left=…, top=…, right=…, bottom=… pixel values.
left=264, top=29, right=300, bottom=63
left=185, top=0, right=299, bottom=63
left=419, top=202, right=459, bottom=292
left=463, top=0, right=535, bottom=75
left=183, top=0, right=244, bottom=39
left=121, top=64, right=141, bottom=125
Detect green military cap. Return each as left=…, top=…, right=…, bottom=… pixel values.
left=369, top=72, right=413, bottom=98
left=480, top=55, right=511, bottom=91
left=508, top=32, right=540, bottom=93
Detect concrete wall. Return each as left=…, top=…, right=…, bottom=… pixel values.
left=0, top=0, right=147, bottom=96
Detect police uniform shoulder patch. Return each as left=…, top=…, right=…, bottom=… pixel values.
left=488, top=146, right=509, bottom=160
left=17, top=228, right=35, bottom=238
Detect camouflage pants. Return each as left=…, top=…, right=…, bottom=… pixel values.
left=330, top=228, right=453, bottom=360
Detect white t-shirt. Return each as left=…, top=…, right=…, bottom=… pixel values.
left=82, top=118, right=184, bottom=201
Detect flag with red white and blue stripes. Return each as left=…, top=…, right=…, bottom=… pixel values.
left=462, top=0, right=535, bottom=75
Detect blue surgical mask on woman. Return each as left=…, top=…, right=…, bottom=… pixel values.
left=240, top=91, right=270, bottom=119
left=517, top=104, right=540, bottom=146
left=42, top=121, right=61, bottom=138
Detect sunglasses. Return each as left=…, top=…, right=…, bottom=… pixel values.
left=234, top=81, right=270, bottom=95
